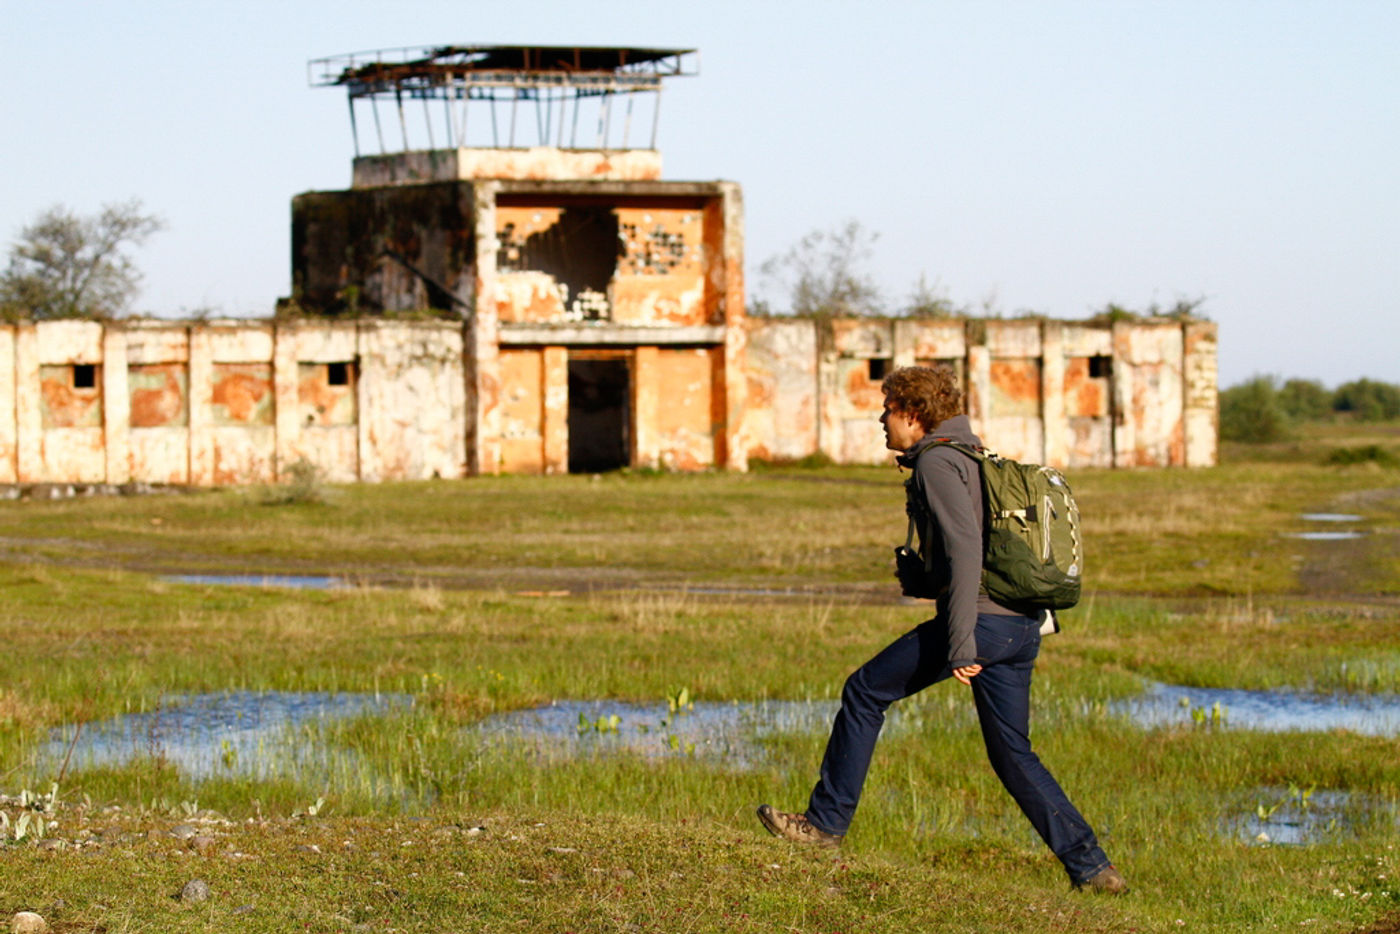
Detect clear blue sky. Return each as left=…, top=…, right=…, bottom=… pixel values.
left=3, top=0, right=1396, bottom=389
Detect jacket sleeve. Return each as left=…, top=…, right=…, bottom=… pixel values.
left=918, top=451, right=981, bottom=668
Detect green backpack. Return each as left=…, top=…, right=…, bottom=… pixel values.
left=899, top=439, right=1083, bottom=612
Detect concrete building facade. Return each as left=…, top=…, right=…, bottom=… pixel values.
left=0, top=46, right=1216, bottom=486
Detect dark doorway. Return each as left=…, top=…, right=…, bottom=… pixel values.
left=568, top=355, right=631, bottom=473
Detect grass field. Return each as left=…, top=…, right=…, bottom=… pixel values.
left=1, top=424, right=1398, bottom=932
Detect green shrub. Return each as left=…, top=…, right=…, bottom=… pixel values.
left=1220, top=376, right=1293, bottom=443
left=1324, top=444, right=1399, bottom=467
left=1277, top=378, right=1333, bottom=421
left=1333, top=378, right=1400, bottom=421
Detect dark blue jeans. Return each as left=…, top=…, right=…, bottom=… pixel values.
left=804, top=612, right=1112, bottom=885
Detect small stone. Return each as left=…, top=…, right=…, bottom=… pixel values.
left=179, top=879, right=211, bottom=903
left=10, top=912, right=48, bottom=934
left=465, top=825, right=485, bottom=836
left=36, top=839, right=65, bottom=851
left=169, top=824, right=198, bottom=840
left=189, top=836, right=218, bottom=854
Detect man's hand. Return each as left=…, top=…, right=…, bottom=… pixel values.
left=952, top=664, right=982, bottom=685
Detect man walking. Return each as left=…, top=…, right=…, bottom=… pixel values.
left=756, top=365, right=1126, bottom=894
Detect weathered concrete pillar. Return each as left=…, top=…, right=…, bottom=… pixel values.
left=467, top=182, right=500, bottom=474
left=891, top=318, right=918, bottom=369
left=354, top=323, right=372, bottom=482
left=0, top=327, right=17, bottom=483
left=14, top=324, right=41, bottom=483
left=632, top=345, right=659, bottom=469
left=273, top=323, right=300, bottom=481
left=715, top=182, right=747, bottom=471
left=102, top=325, right=130, bottom=483
left=1111, top=321, right=1136, bottom=468
left=1183, top=319, right=1219, bottom=467
left=816, top=321, right=841, bottom=462
left=965, top=323, right=991, bottom=440
left=542, top=346, right=568, bottom=474
left=1041, top=320, right=1066, bottom=468
left=188, top=327, right=214, bottom=486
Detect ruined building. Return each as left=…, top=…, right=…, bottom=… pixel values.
left=0, top=46, right=1215, bottom=486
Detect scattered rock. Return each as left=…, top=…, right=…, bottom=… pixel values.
left=36, top=839, right=65, bottom=852
left=179, top=879, right=211, bottom=903
left=169, top=824, right=198, bottom=840
left=9, top=912, right=48, bottom=934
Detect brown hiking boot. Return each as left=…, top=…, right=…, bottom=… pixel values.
left=756, top=804, right=843, bottom=848
left=1076, top=865, right=1129, bottom=895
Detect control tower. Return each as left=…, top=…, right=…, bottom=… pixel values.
left=292, top=45, right=745, bottom=475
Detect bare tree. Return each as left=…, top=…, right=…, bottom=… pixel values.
left=0, top=200, right=164, bottom=320
left=902, top=273, right=960, bottom=318
left=758, top=220, right=882, bottom=317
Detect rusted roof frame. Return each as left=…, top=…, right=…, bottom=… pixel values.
left=309, top=45, right=698, bottom=98
left=313, top=45, right=696, bottom=156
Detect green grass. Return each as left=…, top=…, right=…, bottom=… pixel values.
left=1, top=427, right=1399, bottom=931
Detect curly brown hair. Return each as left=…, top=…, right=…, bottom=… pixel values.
left=880, top=365, right=963, bottom=431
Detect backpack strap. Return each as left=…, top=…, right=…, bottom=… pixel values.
left=902, top=436, right=985, bottom=574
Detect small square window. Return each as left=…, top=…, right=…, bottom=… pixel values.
left=868, top=358, right=892, bottom=381
left=1088, top=355, right=1112, bottom=379
left=73, top=364, right=96, bottom=389
left=327, top=362, right=350, bottom=386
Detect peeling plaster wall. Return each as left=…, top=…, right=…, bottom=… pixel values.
left=0, top=320, right=468, bottom=487
left=739, top=319, right=818, bottom=463
left=649, top=347, right=716, bottom=470
left=498, top=347, right=545, bottom=474
left=744, top=316, right=1216, bottom=469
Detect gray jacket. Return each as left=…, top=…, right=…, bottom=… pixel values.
left=896, top=415, right=1020, bottom=668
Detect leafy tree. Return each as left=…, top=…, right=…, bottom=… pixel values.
left=758, top=220, right=882, bottom=317
left=1333, top=379, right=1400, bottom=421
left=1276, top=378, right=1333, bottom=421
left=0, top=200, right=164, bottom=320
left=1220, top=375, right=1292, bottom=443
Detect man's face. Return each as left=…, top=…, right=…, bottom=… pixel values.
left=880, top=396, right=925, bottom=451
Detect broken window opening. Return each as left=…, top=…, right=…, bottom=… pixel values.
left=327, top=362, right=351, bottom=386
left=497, top=205, right=622, bottom=321
left=1089, top=355, right=1112, bottom=379
left=867, top=358, right=891, bottom=381
left=73, top=364, right=96, bottom=389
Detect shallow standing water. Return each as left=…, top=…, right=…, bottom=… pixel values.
left=163, top=574, right=346, bottom=589
left=43, top=691, right=410, bottom=780
left=1113, top=680, right=1400, bottom=735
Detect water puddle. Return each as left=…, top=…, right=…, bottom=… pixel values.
left=1287, top=531, right=1366, bottom=541
left=1115, top=680, right=1400, bottom=736
left=1289, top=512, right=1367, bottom=540
left=43, top=691, right=411, bottom=781
left=163, top=574, right=347, bottom=590
left=1232, top=787, right=1363, bottom=845
left=471, top=699, right=841, bottom=769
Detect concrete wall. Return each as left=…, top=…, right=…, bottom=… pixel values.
left=0, top=320, right=469, bottom=486
left=352, top=148, right=663, bottom=188
left=0, top=313, right=1215, bottom=486
left=741, top=316, right=1218, bottom=469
